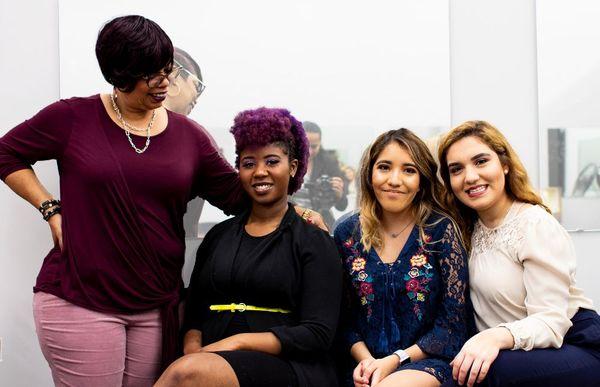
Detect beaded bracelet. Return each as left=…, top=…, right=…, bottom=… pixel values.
left=38, top=199, right=61, bottom=214
left=43, top=206, right=61, bottom=221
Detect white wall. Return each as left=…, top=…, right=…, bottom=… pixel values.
left=0, top=0, right=59, bottom=385
left=1, top=1, right=599, bottom=385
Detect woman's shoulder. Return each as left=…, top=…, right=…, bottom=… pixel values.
left=166, top=112, right=217, bottom=143
left=333, top=212, right=361, bottom=239
left=201, top=216, right=239, bottom=242
left=32, top=95, right=97, bottom=118
left=166, top=111, right=204, bottom=132
left=165, top=114, right=226, bottom=162
left=512, top=203, right=561, bottom=233
left=20, top=96, right=103, bottom=133
left=423, top=212, right=456, bottom=238
left=290, top=211, right=335, bottom=245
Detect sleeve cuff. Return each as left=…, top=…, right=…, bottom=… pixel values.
left=498, top=322, right=530, bottom=350
left=0, top=164, right=32, bottom=182
left=269, top=326, right=291, bottom=355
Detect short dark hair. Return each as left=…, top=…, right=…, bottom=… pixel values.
left=302, top=121, right=322, bottom=136
left=230, top=108, right=309, bottom=194
left=96, top=15, right=174, bottom=92
left=174, top=47, right=202, bottom=81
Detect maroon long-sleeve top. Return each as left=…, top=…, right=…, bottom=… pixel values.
left=0, top=94, right=245, bottom=368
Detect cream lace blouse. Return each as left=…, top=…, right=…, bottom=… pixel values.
left=469, top=202, right=594, bottom=350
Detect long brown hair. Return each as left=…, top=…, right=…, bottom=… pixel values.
left=358, top=128, right=461, bottom=251
left=438, top=120, right=550, bottom=251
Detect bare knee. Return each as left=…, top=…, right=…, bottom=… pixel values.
left=378, top=369, right=441, bottom=387
left=154, top=353, right=238, bottom=387
left=155, top=354, right=208, bottom=387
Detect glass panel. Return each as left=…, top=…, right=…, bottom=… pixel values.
left=537, top=0, right=600, bottom=230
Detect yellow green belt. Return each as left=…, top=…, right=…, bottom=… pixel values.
left=209, top=303, right=291, bottom=314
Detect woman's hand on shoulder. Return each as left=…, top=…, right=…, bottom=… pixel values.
left=363, top=355, right=400, bottom=386
left=293, top=205, right=329, bottom=232
left=48, top=213, right=63, bottom=251
left=451, top=327, right=514, bottom=387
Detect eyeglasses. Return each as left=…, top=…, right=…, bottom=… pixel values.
left=173, top=59, right=206, bottom=97
left=142, top=61, right=207, bottom=97
left=142, top=66, right=178, bottom=89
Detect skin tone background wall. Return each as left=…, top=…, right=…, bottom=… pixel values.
left=1, top=1, right=598, bottom=385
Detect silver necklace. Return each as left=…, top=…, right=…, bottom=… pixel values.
left=387, top=219, right=413, bottom=238
left=109, top=93, right=155, bottom=154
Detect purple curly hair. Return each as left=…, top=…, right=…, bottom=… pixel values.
left=230, top=107, right=309, bottom=194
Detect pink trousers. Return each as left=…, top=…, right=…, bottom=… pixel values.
left=33, top=292, right=162, bottom=387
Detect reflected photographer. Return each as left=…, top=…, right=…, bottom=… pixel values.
left=163, top=47, right=205, bottom=115
left=164, top=47, right=207, bottom=238
left=291, top=121, right=348, bottom=229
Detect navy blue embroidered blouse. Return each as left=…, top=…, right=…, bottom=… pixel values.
left=334, top=213, right=472, bottom=383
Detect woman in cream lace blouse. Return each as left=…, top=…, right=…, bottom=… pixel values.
left=437, top=121, right=600, bottom=387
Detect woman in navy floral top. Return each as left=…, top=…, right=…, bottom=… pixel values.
left=334, top=129, right=472, bottom=387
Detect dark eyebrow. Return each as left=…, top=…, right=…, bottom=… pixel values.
left=471, top=152, right=491, bottom=160
left=241, top=156, right=255, bottom=161
left=264, top=154, right=282, bottom=159
left=375, top=160, right=417, bottom=168
left=447, top=153, right=491, bottom=168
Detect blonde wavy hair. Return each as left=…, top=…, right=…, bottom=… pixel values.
left=358, top=129, right=461, bottom=251
left=438, top=120, right=550, bottom=251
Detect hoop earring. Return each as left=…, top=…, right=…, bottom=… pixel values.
left=167, top=83, right=181, bottom=97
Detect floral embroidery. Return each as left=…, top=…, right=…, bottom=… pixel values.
left=343, top=237, right=354, bottom=248
left=403, top=233, right=434, bottom=321
left=406, top=278, right=423, bottom=292
left=360, top=282, right=373, bottom=295
left=352, top=257, right=366, bottom=272
left=408, top=267, right=420, bottom=278
left=410, top=254, right=428, bottom=267
left=344, top=236, right=374, bottom=319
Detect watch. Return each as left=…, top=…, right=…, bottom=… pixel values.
left=393, top=349, right=411, bottom=366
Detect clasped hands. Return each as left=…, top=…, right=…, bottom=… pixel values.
left=353, top=355, right=399, bottom=387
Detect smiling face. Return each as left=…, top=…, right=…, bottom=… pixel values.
left=239, top=144, right=298, bottom=207
left=371, top=141, right=420, bottom=215
left=445, top=136, right=509, bottom=214
left=119, top=70, right=171, bottom=112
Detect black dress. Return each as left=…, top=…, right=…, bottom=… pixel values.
left=183, top=204, right=343, bottom=386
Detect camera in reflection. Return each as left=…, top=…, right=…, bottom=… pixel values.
left=303, top=175, right=338, bottom=211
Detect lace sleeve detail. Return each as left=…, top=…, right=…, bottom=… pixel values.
left=417, top=220, right=473, bottom=359
left=334, top=219, right=364, bottom=351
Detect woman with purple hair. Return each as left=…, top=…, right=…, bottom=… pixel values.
left=155, top=108, right=343, bottom=387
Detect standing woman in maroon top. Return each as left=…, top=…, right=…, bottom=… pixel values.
left=0, top=15, right=321, bottom=387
